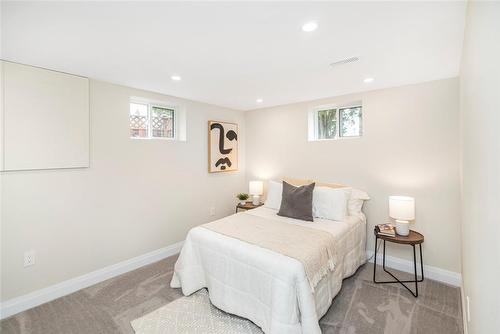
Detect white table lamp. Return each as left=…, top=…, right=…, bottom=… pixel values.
left=389, top=196, right=415, bottom=236
left=249, top=181, right=264, bottom=205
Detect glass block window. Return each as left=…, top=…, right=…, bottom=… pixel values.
left=129, top=102, right=175, bottom=139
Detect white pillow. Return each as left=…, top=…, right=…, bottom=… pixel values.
left=264, top=180, right=282, bottom=210
left=312, top=186, right=349, bottom=221
left=347, top=188, right=370, bottom=215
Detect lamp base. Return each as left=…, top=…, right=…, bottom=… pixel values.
left=252, top=195, right=260, bottom=205
left=395, top=220, right=410, bottom=236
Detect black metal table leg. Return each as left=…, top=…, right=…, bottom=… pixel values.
left=419, top=244, right=424, bottom=280
left=373, top=236, right=378, bottom=282
left=383, top=240, right=386, bottom=270
left=373, top=236, right=424, bottom=297
left=413, top=244, right=418, bottom=296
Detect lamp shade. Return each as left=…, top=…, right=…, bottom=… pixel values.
left=249, top=181, right=263, bottom=195
left=389, top=196, right=415, bottom=221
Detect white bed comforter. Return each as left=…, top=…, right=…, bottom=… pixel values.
left=170, top=207, right=367, bottom=334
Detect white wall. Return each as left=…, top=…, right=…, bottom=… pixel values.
left=0, top=70, right=463, bottom=306
left=460, top=1, right=500, bottom=333
left=2, top=62, right=90, bottom=171
left=0, top=79, right=246, bottom=301
left=246, top=78, right=461, bottom=273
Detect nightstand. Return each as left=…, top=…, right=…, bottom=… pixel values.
left=235, top=202, right=263, bottom=213
left=373, top=227, right=424, bottom=297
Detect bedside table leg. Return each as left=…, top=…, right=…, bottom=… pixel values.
left=382, top=240, right=387, bottom=270
left=413, top=245, right=418, bottom=297
left=419, top=244, right=424, bottom=280
left=373, top=238, right=424, bottom=297
left=373, top=237, right=378, bottom=282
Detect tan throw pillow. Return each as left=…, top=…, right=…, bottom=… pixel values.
left=278, top=181, right=315, bottom=222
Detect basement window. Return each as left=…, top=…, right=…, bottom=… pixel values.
left=129, top=101, right=175, bottom=139
left=308, top=104, right=363, bottom=141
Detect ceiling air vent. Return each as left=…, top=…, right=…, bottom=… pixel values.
left=329, top=56, right=360, bottom=68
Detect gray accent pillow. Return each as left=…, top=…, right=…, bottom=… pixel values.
left=277, top=181, right=315, bottom=221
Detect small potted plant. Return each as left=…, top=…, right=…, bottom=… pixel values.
left=237, top=193, right=249, bottom=205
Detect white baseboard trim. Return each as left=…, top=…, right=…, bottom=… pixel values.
left=366, top=250, right=462, bottom=287
left=460, top=284, right=469, bottom=334
left=0, top=241, right=184, bottom=320
left=0, top=244, right=461, bottom=320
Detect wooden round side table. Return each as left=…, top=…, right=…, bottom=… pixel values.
left=235, top=202, right=263, bottom=213
left=373, top=227, right=424, bottom=297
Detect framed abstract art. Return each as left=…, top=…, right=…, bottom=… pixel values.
left=208, top=120, right=238, bottom=173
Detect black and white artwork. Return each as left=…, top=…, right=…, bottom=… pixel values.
left=208, top=121, right=238, bottom=173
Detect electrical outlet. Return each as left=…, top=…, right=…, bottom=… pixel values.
left=466, top=296, right=471, bottom=322
left=209, top=206, right=216, bottom=216
left=24, top=250, right=36, bottom=267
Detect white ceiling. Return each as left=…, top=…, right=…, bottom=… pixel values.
left=1, top=1, right=466, bottom=111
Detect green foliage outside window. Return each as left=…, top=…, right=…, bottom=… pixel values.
left=340, top=107, right=362, bottom=137
left=317, top=109, right=337, bottom=139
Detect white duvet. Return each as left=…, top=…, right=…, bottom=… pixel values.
left=171, top=207, right=367, bottom=334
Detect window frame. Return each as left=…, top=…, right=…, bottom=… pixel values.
left=129, top=100, right=177, bottom=140
left=309, top=104, right=363, bottom=141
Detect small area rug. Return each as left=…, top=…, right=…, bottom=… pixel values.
left=131, top=289, right=264, bottom=334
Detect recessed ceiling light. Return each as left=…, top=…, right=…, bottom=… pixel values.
left=363, top=77, right=374, bottom=83
left=256, top=98, right=263, bottom=103
left=302, top=22, right=318, bottom=32
left=171, top=75, right=181, bottom=81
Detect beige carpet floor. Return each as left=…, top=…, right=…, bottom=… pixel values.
left=1, top=254, right=463, bottom=334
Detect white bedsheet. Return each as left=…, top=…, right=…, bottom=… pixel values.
left=171, top=207, right=367, bottom=334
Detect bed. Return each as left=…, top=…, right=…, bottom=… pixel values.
left=171, top=190, right=367, bottom=334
